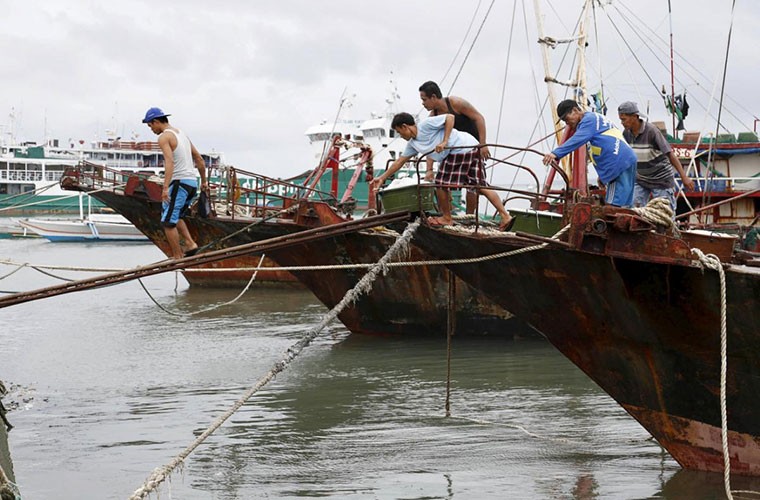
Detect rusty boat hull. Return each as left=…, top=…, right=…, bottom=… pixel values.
left=82, top=185, right=303, bottom=287
left=265, top=228, right=528, bottom=337
left=180, top=215, right=529, bottom=337
left=410, top=204, right=760, bottom=474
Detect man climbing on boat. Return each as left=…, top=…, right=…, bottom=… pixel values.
left=617, top=101, right=695, bottom=215
left=419, top=80, right=489, bottom=215
left=371, top=112, right=514, bottom=230
left=143, top=107, right=208, bottom=259
left=543, top=100, right=637, bottom=207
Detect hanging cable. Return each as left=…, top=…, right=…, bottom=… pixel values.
left=617, top=1, right=756, bottom=129
left=447, top=0, right=496, bottom=94
left=440, top=0, right=483, bottom=85
left=491, top=0, right=519, bottom=186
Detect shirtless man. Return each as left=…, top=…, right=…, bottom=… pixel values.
left=419, top=81, right=490, bottom=214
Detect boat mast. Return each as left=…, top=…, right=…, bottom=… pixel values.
left=533, top=0, right=561, bottom=145
left=536, top=0, right=592, bottom=196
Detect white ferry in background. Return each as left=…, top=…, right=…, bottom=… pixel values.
left=0, top=134, right=223, bottom=214
left=295, top=86, right=454, bottom=210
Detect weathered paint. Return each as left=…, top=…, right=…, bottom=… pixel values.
left=84, top=179, right=303, bottom=287
left=411, top=204, right=760, bottom=474
left=263, top=227, right=525, bottom=337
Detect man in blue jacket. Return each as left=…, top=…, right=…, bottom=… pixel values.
left=543, top=100, right=637, bottom=207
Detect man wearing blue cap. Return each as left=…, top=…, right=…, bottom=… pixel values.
left=143, top=107, right=208, bottom=259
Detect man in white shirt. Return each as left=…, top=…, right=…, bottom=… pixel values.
left=372, top=112, right=513, bottom=230
left=143, top=107, right=208, bottom=259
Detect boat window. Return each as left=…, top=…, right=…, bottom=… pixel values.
left=308, top=133, right=334, bottom=142
left=389, top=129, right=396, bottom=138
left=364, top=128, right=386, bottom=138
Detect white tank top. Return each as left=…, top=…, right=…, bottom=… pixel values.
left=163, top=129, right=197, bottom=180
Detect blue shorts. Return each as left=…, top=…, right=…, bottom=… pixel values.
left=161, top=179, right=198, bottom=227
left=604, top=162, right=636, bottom=208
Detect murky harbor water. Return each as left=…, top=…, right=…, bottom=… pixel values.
left=0, top=232, right=757, bottom=499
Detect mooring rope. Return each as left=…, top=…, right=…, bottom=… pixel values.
left=691, top=248, right=733, bottom=500
left=0, top=225, right=568, bottom=281
left=0, top=264, right=27, bottom=281
left=136, top=254, right=266, bottom=317
left=127, top=219, right=422, bottom=500
left=632, top=197, right=676, bottom=232
left=0, top=462, right=21, bottom=500
left=448, top=415, right=584, bottom=446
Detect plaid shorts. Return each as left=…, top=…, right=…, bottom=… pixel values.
left=435, top=149, right=487, bottom=189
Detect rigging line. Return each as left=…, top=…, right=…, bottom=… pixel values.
left=668, top=0, right=676, bottom=135
left=609, top=4, right=733, bottom=133
left=706, top=0, right=737, bottom=237
left=591, top=0, right=605, bottom=107
left=504, top=0, right=581, bottom=195
left=446, top=0, right=496, bottom=94
left=491, top=0, right=519, bottom=185
left=600, top=7, right=660, bottom=95
left=617, top=0, right=757, bottom=126
left=603, top=5, right=647, bottom=111
left=439, top=0, right=483, bottom=85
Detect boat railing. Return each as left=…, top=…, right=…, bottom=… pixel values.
left=410, top=143, right=571, bottom=209
left=60, top=161, right=156, bottom=192
left=678, top=175, right=760, bottom=194
left=211, top=165, right=342, bottom=219
left=1, top=171, right=45, bottom=182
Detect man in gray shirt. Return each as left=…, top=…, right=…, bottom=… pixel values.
left=618, top=101, right=694, bottom=213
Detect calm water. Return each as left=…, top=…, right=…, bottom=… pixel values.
left=0, top=230, right=756, bottom=499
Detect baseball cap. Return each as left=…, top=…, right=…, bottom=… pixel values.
left=142, top=107, right=171, bottom=123
left=556, top=100, right=579, bottom=121
left=617, top=101, right=645, bottom=118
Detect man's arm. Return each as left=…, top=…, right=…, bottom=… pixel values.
left=552, top=115, right=595, bottom=159
left=450, top=96, right=490, bottom=159
left=424, top=158, right=435, bottom=181
left=371, top=154, right=415, bottom=190
left=435, top=114, right=455, bottom=153
left=158, top=132, right=175, bottom=202
left=668, top=151, right=695, bottom=191
left=190, top=142, right=208, bottom=188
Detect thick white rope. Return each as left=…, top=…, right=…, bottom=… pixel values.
left=127, top=219, right=422, bottom=500
left=0, top=225, right=568, bottom=280
left=632, top=197, right=676, bottom=231
left=136, top=254, right=266, bottom=317
left=0, top=461, right=21, bottom=500
left=691, top=248, right=733, bottom=500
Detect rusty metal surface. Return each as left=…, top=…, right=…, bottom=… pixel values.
left=88, top=181, right=302, bottom=287
left=410, top=215, right=760, bottom=474
left=261, top=226, right=530, bottom=337
left=0, top=211, right=413, bottom=308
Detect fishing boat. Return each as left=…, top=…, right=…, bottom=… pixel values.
left=0, top=132, right=222, bottom=215
left=17, top=214, right=147, bottom=242
left=410, top=195, right=760, bottom=474
left=13, top=190, right=147, bottom=242
left=404, top=0, right=760, bottom=479
left=59, top=164, right=525, bottom=338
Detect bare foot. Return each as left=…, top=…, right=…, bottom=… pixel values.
left=427, top=216, right=453, bottom=227
left=499, top=215, right=516, bottom=232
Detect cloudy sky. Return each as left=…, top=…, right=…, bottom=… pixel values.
left=1, top=0, right=757, bottom=185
